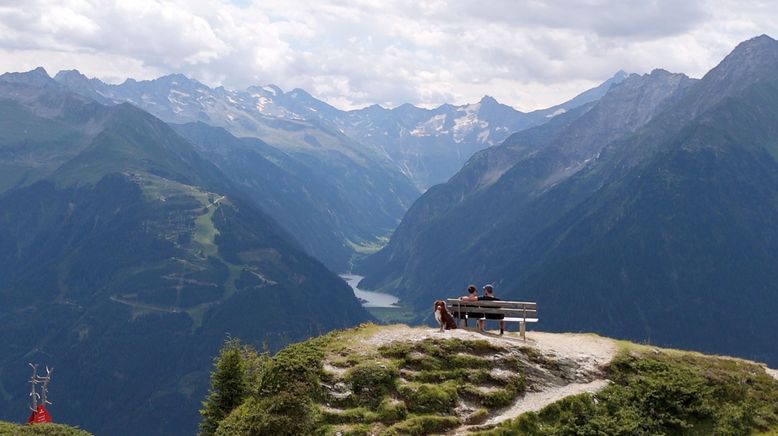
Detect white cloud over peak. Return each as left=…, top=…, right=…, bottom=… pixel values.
left=0, top=0, right=776, bottom=110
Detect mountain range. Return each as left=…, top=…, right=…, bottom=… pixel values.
left=360, top=35, right=778, bottom=367
left=54, top=69, right=626, bottom=192
left=0, top=64, right=622, bottom=435
left=52, top=70, right=624, bottom=270
left=328, top=71, right=626, bottom=191
left=0, top=72, right=370, bottom=435
left=53, top=69, right=420, bottom=271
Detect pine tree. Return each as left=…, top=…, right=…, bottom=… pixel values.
left=198, top=338, right=249, bottom=436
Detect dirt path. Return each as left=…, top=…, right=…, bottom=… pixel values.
left=471, top=331, right=616, bottom=432
left=109, top=295, right=181, bottom=313
left=483, top=379, right=609, bottom=426
left=525, top=331, right=616, bottom=377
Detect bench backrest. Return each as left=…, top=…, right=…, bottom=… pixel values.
left=445, top=298, right=538, bottom=319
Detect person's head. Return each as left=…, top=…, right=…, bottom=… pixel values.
left=483, top=284, right=494, bottom=295
left=467, top=285, right=477, bottom=295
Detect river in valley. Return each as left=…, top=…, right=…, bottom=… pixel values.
left=341, top=274, right=400, bottom=308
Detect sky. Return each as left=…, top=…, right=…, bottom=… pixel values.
left=0, top=0, right=776, bottom=111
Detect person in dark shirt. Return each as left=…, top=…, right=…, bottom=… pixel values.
left=478, top=284, right=505, bottom=335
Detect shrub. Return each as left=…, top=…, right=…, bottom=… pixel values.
left=213, top=397, right=265, bottom=436
left=345, top=363, right=399, bottom=407
left=216, top=391, right=317, bottom=436
left=408, top=368, right=471, bottom=383
left=258, top=339, right=325, bottom=398
left=319, top=407, right=380, bottom=424
left=466, top=408, right=490, bottom=425
left=386, top=415, right=461, bottom=435
left=459, top=374, right=525, bottom=408
left=398, top=381, right=459, bottom=414
left=377, top=398, right=408, bottom=423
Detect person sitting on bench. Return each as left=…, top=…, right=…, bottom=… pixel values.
left=478, top=284, right=506, bottom=335
left=460, top=284, right=483, bottom=329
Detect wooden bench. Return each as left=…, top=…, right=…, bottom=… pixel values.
left=446, top=298, right=538, bottom=340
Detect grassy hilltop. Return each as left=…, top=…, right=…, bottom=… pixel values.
left=198, top=324, right=778, bottom=435
left=0, top=422, right=91, bottom=436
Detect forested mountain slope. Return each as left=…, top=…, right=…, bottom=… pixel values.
left=0, top=73, right=370, bottom=435
left=360, top=35, right=778, bottom=367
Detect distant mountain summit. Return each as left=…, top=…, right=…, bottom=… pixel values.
left=0, top=66, right=54, bottom=87
left=329, top=71, right=626, bottom=190
left=703, top=34, right=778, bottom=88
left=360, top=35, right=778, bottom=367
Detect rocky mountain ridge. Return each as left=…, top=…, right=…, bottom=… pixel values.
left=53, top=69, right=626, bottom=191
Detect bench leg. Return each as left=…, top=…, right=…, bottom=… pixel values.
left=520, top=321, right=526, bottom=341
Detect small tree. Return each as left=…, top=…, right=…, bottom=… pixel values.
left=199, top=338, right=251, bottom=436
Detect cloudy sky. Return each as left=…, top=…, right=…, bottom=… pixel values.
left=0, top=0, right=775, bottom=110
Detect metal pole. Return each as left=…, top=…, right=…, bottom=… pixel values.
left=37, top=367, right=53, bottom=406
left=28, top=363, right=39, bottom=412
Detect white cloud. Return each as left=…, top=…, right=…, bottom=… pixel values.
left=0, top=0, right=776, bottom=110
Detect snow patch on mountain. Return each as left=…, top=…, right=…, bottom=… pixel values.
left=452, top=105, right=488, bottom=143
left=546, top=108, right=567, bottom=118
left=410, top=113, right=448, bottom=137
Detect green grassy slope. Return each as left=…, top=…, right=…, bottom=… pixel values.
left=481, top=343, right=778, bottom=435
left=200, top=325, right=778, bottom=435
